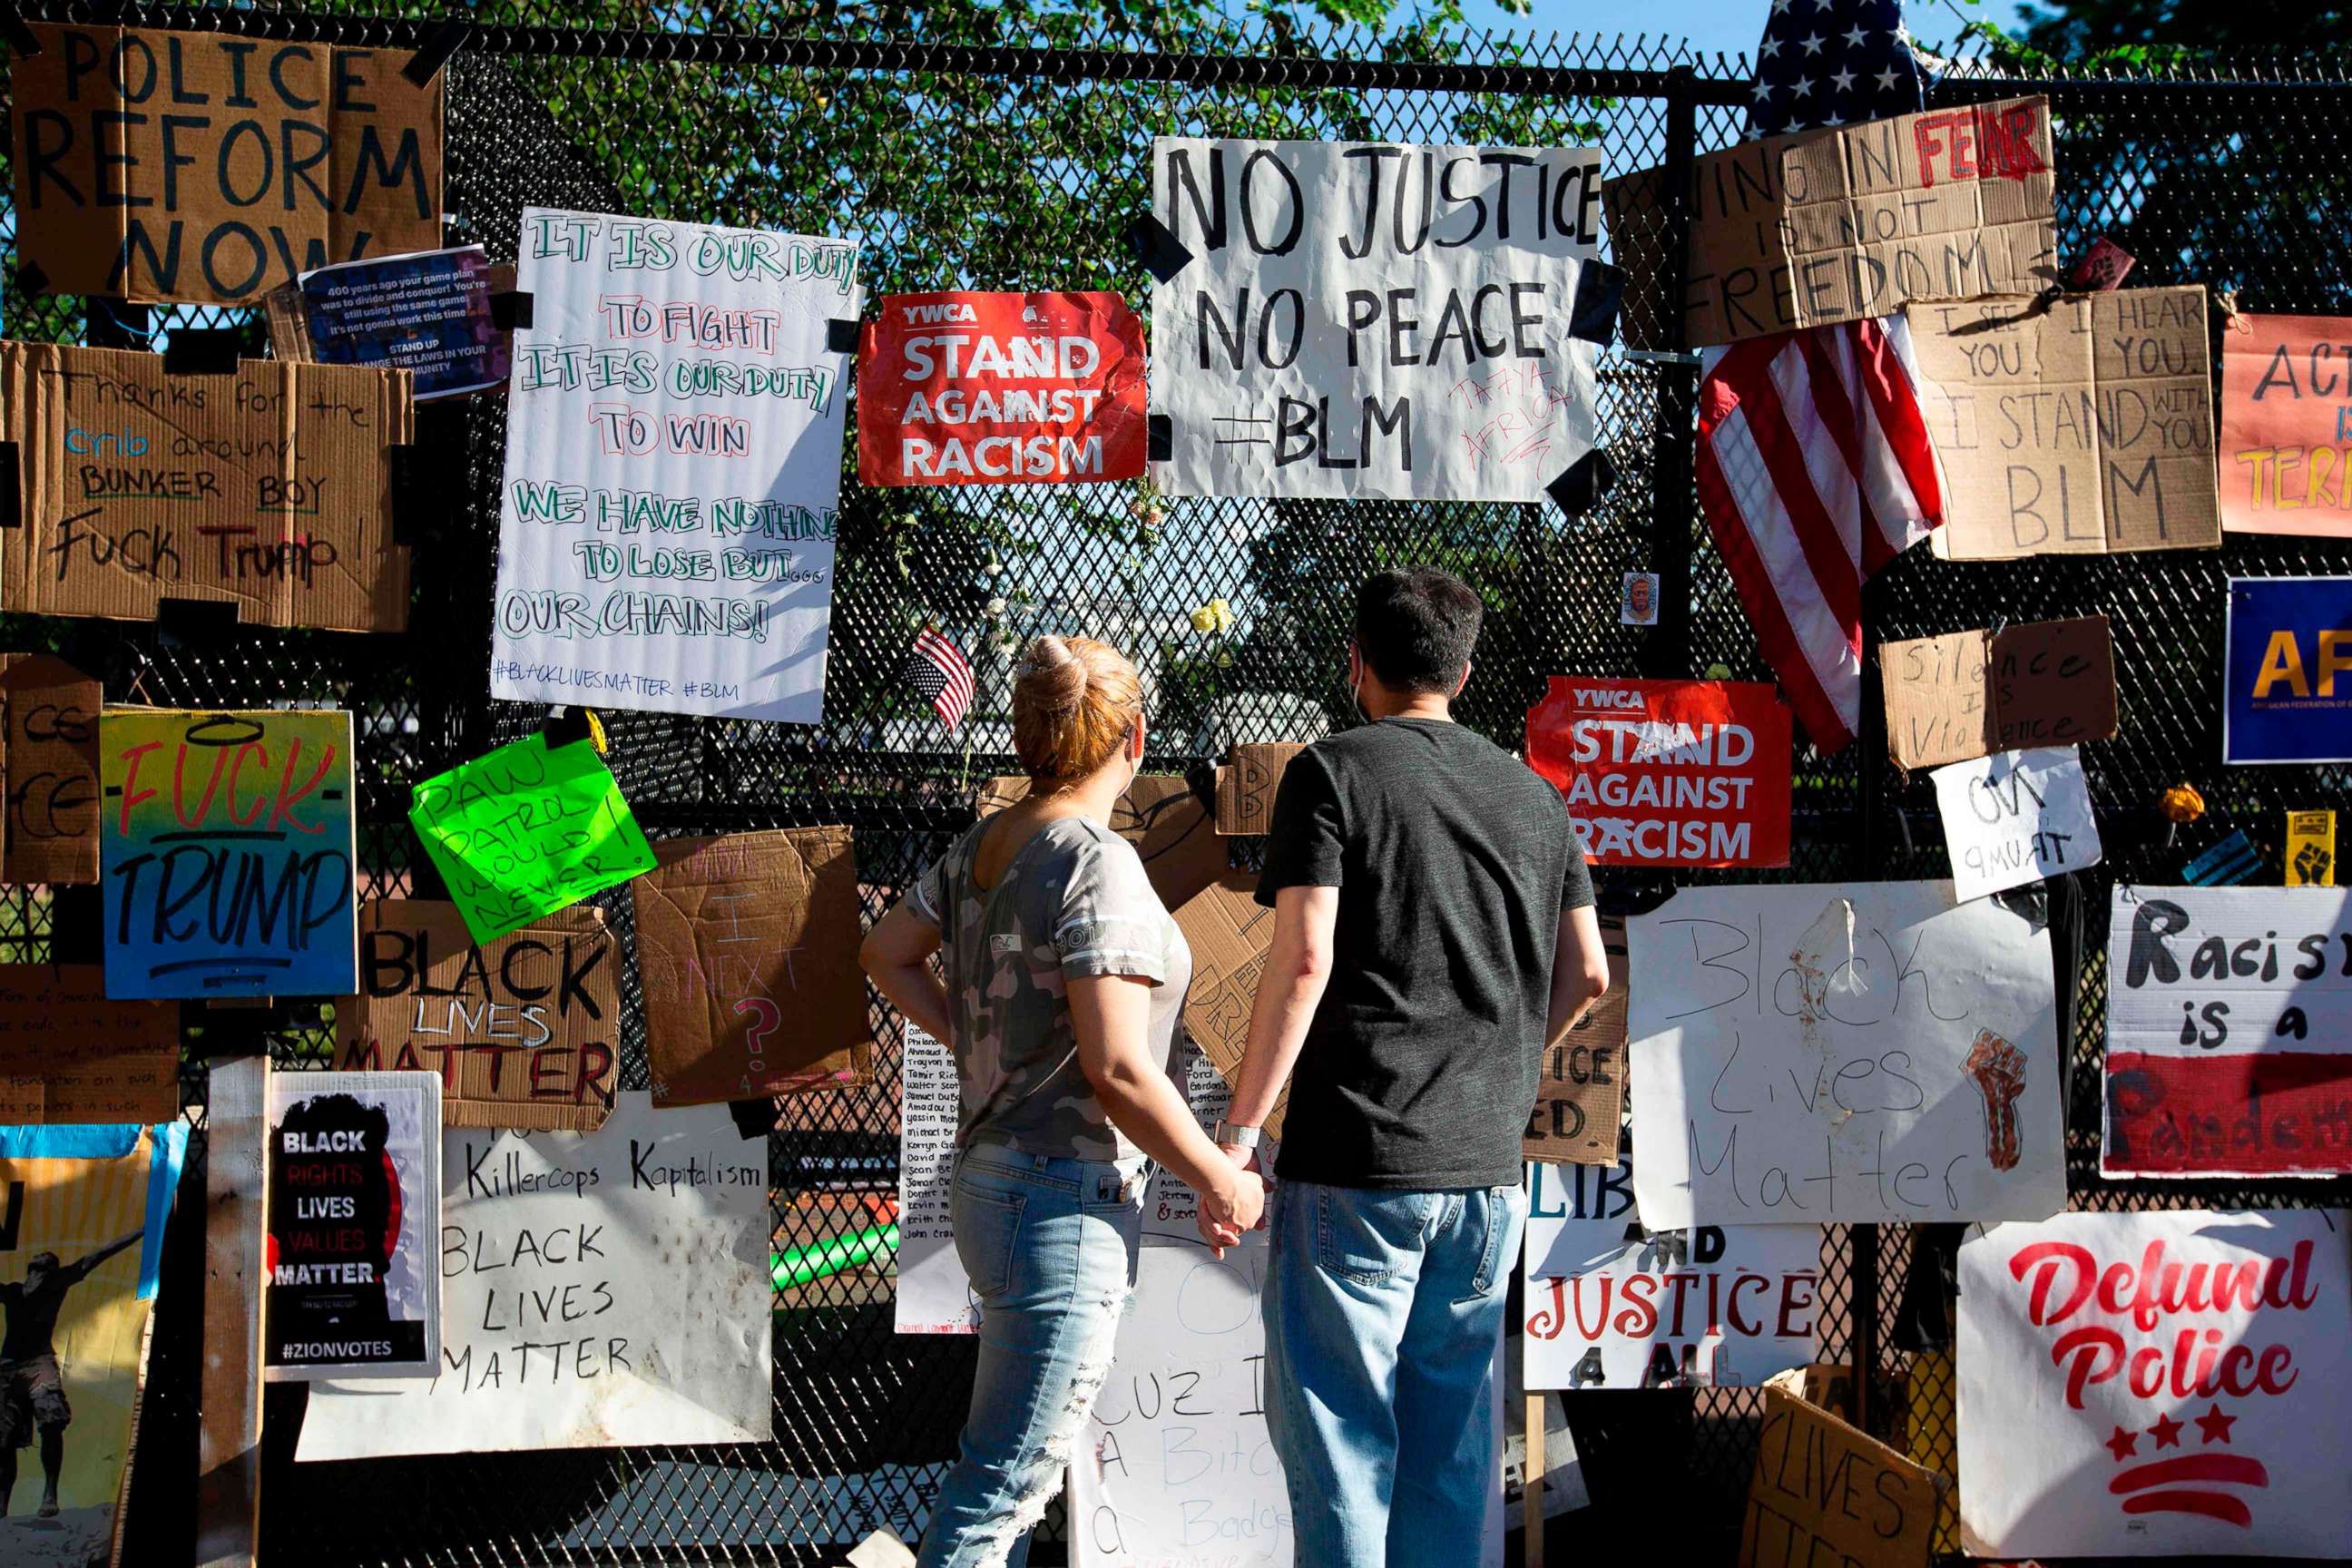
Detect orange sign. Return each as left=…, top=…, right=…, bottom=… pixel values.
left=2219, top=312, right=2352, bottom=538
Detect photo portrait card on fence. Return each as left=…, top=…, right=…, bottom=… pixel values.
left=0, top=966, right=179, bottom=1124
left=1878, top=616, right=2117, bottom=771
left=1145, top=138, right=1618, bottom=505
left=290, top=245, right=511, bottom=399
left=0, top=653, right=102, bottom=884
left=99, top=708, right=357, bottom=1000
left=2222, top=575, right=2352, bottom=764
left=1958, top=1209, right=2352, bottom=1558
left=1626, top=882, right=2063, bottom=1229
left=491, top=208, right=861, bottom=723
left=1932, top=745, right=2102, bottom=902
left=2219, top=311, right=2352, bottom=537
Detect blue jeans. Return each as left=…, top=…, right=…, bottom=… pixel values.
left=916, top=1144, right=1145, bottom=1568
left=1263, top=1179, right=1524, bottom=1568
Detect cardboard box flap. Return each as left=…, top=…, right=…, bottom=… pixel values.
left=1215, top=743, right=1305, bottom=835
left=1522, top=918, right=1628, bottom=1167
left=1169, top=871, right=1286, bottom=1139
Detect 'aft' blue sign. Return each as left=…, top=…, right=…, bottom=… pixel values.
left=2224, top=576, right=2352, bottom=764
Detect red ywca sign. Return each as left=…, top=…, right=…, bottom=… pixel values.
left=1525, top=677, right=1791, bottom=867
left=857, top=290, right=1147, bottom=486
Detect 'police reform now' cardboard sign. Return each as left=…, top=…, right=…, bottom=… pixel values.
left=1525, top=677, right=1791, bottom=868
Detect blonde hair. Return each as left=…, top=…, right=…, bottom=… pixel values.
left=1013, top=636, right=1143, bottom=792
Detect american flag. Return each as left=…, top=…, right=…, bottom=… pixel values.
left=902, top=627, right=975, bottom=733
left=1700, top=0, right=1944, bottom=752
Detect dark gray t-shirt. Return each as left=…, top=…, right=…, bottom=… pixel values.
left=1257, top=718, right=1594, bottom=1190
left=912, top=814, right=1191, bottom=1161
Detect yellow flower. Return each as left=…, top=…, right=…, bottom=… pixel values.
left=1208, top=597, right=1235, bottom=633
left=2160, top=783, right=2205, bottom=824
left=1189, top=604, right=1219, bottom=633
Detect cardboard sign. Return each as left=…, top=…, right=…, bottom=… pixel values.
left=977, top=774, right=1225, bottom=912
left=99, top=708, right=357, bottom=999
left=1879, top=616, right=2117, bottom=770
left=2102, top=886, right=2352, bottom=1178
left=858, top=290, right=1146, bottom=485
left=1914, top=288, right=2221, bottom=559
left=2223, top=575, right=2352, bottom=764
left=631, top=828, right=870, bottom=1105
left=0, top=653, right=102, bottom=884
left=290, top=246, right=510, bottom=400
left=1214, top=743, right=1304, bottom=835
left=491, top=208, right=860, bottom=724
left=1169, top=871, right=1286, bottom=1139
left=0, top=343, right=415, bottom=631
left=1627, top=882, right=2063, bottom=1228
left=1525, top=677, right=1793, bottom=867
left=296, top=1095, right=772, bottom=1456
left=9, top=24, right=442, bottom=305
left=263, top=1070, right=441, bottom=1380
left=1958, top=1209, right=2352, bottom=1557
left=1933, top=745, right=2102, bottom=902
left=2287, top=809, right=2335, bottom=887
left=1522, top=919, right=1628, bottom=1166
left=1147, top=138, right=1612, bottom=503
left=408, top=733, right=658, bottom=945
left=1607, top=98, right=2056, bottom=350
left=2219, top=312, right=2352, bottom=537
left=0, top=965, right=177, bottom=1122
left=1740, top=1384, right=1938, bottom=1568
left=335, top=900, right=619, bottom=1131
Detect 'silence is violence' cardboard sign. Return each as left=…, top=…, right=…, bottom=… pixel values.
left=1879, top=617, right=2118, bottom=771
left=0, top=343, right=414, bottom=631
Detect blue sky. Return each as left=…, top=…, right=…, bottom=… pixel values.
left=1446, top=0, right=2039, bottom=60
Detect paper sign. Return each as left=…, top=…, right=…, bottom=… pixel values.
left=631, top=828, right=870, bottom=1104
left=99, top=708, right=357, bottom=999
left=9, top=24, right=441, bottom=305
left=1914, top=288, right=2220, bottom=559
left=2102, top=886, right=2352, bottom=1178
left=1932, top=746, right=2102, bottom=901
left=294, top=246, right=510, bottom=399
left=858, top=290, right=1146, bottom=485
left=335, top=900, right=618, bottom=1131
left=264, top=1070, right=441, bottom=1379
left=977, top=775, right=1225, bottom=912
left=0, top=965, right=176, bottom=1122
left=895, top=1024, right=978, bottom=1336
left=1523, top=919, right=1628, bottom=1166
left=1525, top=677, right=1793, bottom=867
left=2287, top=810, right=2335, bottom=887
left=1627, top=882, right=2063, bottom=1228
left=297, top=1094, right=771, bottom=1455
left=2223, top=575, right=2352, bottom=765
left=1957, top=1209, right=2352, bottom=1558
left=0, top=343, right=415, bottom=631
left=1169, top=871, right=1286, bottom=1139
left=408, top=733, right=658, bottom=945
left=490, top=208, right=861, bottom=724
left=1215, top=743, right=1303, bottom=835
left=1522, top=1158, right=1818, bottom=1390
left=1607, top=98, right=2056, bottom=350
left=2219, top=312, right=2352, bottom=537
left=0, top=653, right=101, bottom=884
left=1879, top=616, right=2117, bottom=770
left=1147, top=138, right=1612, bottom=503
left=1740, top=1384, right=1938, bottom=1568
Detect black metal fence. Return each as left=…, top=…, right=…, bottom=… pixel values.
left=2, top=5, right=2348, bottom=1562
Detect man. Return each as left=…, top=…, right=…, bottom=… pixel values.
left=0, top=1230, right=142, bottom=1518
left=1216, top=566, right=1608, bottom=1566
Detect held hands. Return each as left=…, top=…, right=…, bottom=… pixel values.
left=1193, top=1156, right=1268, bottom=1258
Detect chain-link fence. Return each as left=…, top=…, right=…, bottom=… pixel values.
left=2, top=5, right=2348, bottom=1562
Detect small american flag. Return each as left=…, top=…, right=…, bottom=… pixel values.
left=902, top=627, right=975, bottom=733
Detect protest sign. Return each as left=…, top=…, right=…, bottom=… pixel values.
left=1957, top=1209, right=2352, bottom=1557
left=0, top=966, right=178, bottom=1123
left=978, top=774, right=1225, bottom=911
left=1522, top=1157, right=1818, bottom=1390
left=2102, top=886, right=2352, bottom=1178
left=296, top=1094, right=772, bottom=1456
left=1878, top=616, right=2116, bottom=770
left=0, top=654, right=102, bottom=884
left=2222, top=575, right=2352, bottom=764
left=408, top=732, right=657, bottom=945
left=631, top=828, right=869, bottom=1105
left=8, top=24, right=441, bottom=305
left=1215, top=743, right=1304, bottom=835
left=263, top=1070, right=440, bottom=1379
left=2287, top=809, right=2335, bottom=887
left=99, top=708, right=357, bottom=1000
left=1607, top=98, right=2055, bottom=350
left=1146, top=138, right=1616, bottom=504
left=288, top=246, right=510, bottom=399
left=2218, top=312, right=2352, bottom=537
left=1740, top=1383, right=1938, bottom=1568
left=1525, top=677, right=1792, bottom=868
left=1627, top=882, right=2063, bottom=1229
left=491, top=208, right=860, bottom=724
left=336, top=900, right=619, bottom=1131
left=894, top=1025, right=977, bottom=1336
left=0, top=343, right=415, bottom=632
left=1170, top=872, right=1287, bottom=1139
left=1522, top=918, right=1628, bottom=1166
left=1932, top=746, right=2102, bottom=901
left=858, top=291, right=1146, bottom=485
left=1913, top=288, right=2221, bottom=559
left=0, top=1122, right=184, bottom=1564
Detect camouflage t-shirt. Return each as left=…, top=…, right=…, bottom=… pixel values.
left=910, top=814, right=1192, bottom=1161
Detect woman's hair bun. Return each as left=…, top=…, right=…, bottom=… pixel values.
left=1018, top=635, right=1088, bottom=710
left=1011, top=635, right=1143, bottom=791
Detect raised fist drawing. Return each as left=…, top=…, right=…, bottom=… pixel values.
left=1965, top=1030, right=2028, bottom=1173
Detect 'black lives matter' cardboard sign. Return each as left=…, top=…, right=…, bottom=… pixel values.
left=10, top=24, right=444, bottom=305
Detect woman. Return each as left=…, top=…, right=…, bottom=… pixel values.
left=862, top=635, right=1265, bottom=1568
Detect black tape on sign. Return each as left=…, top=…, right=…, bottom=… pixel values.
left=1569, top=260, right=1627, bottom=347
left=1126, top=214, right=1195, bottom=285
left=155, top=597, right=240, bottom=645
left=0, top=443, right=19, bottom=530
left=13, top=261, right=47, bottom=298
left=162, top=328, right=242, bottom=376
left=402, top=18, right=470, bottom=86
left=727, top=1098, right=778, bottom=1142
left=48, top=886, right=103, bottom=967
left=826, top=318, right=861, bottom=356
left=489, top=290, right=534, bottom=331
left=0, top=9, right=43, bottom=58
left=386, top=444, right=427, bottom=543
left=1545, top=448, right=1618, bottom=519
left=1147, top=414, right=1172, bottom=462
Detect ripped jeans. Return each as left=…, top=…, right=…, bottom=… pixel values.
left=917, top=1143, right=1145, bottom=1568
